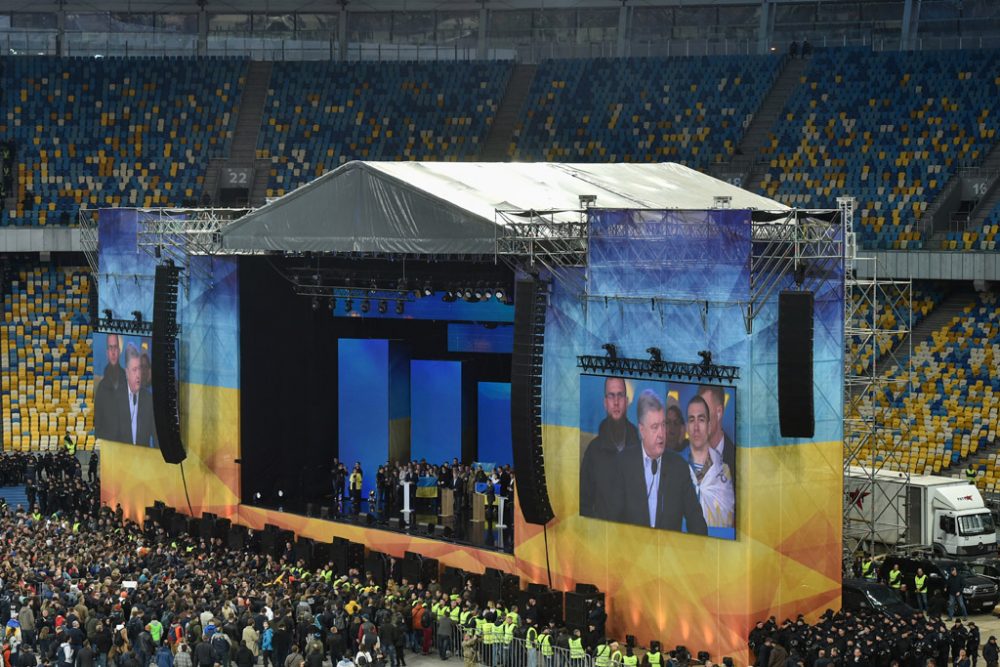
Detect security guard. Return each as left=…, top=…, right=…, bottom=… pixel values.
left=914, top=567, right=929, bottom=611
left=967, top=463, right=978, bottom=483
left=645, top=642, right=662, bottom=667
left=539, top=628, right=554, bottom=667
left=609, top=640, right=623, bottom=667
left=568, top=629, right=586, bottom=667
left=861, top=556, right=877, bottom=581
left=887, top=563, right=902, bottom=589
left=595, top=640, right=612, bottom=667
left=525, top=620, right=539, bottom=667
left=622, top=646, right=639, bottom=667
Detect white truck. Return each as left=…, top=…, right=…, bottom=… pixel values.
left=846, top=466, right=997, bottom=557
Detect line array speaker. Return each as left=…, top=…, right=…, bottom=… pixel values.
left=511, top=278, right=555, bottom=525
left=152, top=262, right=186, bottom=464
left=778, top=290, right=815, bottom=438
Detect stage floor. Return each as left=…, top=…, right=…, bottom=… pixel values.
left=248, top=497, right=515, bottom=554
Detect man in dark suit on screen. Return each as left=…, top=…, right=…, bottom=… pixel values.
left=616, top=389, right=707, bottom=534
left=117, top=342, right=158, bottom=447
left=580, top=377, right=639, bottom=520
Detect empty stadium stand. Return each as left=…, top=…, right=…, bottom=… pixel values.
left=856, top=290, right=1000, bottom=476
left=510, top=55, right=782, bottom=165
left=754, top=48, right=1000, bottom=250
left=0, top=56, right=246, bottom=226
left=0, top=263, right=93, bottom=451
left=256, top=60, right=511, bottom=197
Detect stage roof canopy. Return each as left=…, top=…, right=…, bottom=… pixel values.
left=221, top=161, right=788, bottom=255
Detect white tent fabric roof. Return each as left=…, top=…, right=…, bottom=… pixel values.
left=221, top=161, right=788, bottom=255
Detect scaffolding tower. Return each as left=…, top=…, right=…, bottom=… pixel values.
left=841, top=196, right=915, bottom=561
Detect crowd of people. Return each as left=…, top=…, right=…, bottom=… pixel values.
left=0, top=453, right=641, bottom=667
left=748, top=610, right=998, bottom=667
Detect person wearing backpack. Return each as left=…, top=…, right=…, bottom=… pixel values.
left=420, top=606, right=434, bottom=657
left=211, top=631, right=232, bottom=667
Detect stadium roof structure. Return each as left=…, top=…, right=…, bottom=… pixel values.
left=220, top=160, right=787, bottom=256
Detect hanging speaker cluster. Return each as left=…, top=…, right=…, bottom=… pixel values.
left=152, top=262, right=186, bottom=464
left=511, top=278, right=555, bottom=525
left=778, top=290, right=815, bottom=439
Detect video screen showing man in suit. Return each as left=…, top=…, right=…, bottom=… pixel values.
left=93, top=334, right=160, bottom=448
left=579, top=374, right=737, bottom=540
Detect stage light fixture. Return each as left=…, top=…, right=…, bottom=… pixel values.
left=463, top=287, right=473, bottom=300
left=368, top=279, right=377, bottom=295
left=102, top=309, right=113, bottom=320
left=474, top=283, right=484, bottom=300
left=442, top=291, right=456, bottom=303
left=484, top=287, right=494, bottom=300
left=345, top=299, right=353, bottom=313
left=361, top=299, right=371, bottom=313
left=329, top=297, right=336, bottom=311
left=311, top=297, right=319, bottom=311
left=423, top=282, right=433, bottom=297
left=378, top=300, right=388, bottom=314
left=602, top=343, right=617, bottom=360
left=494, top=288, right=505, bottom=301
left=395, top=300, right=405, bottom=315
left=647, top=347, right=662, bottom=363
left=698, top=350, right=713, bottom=367
left=132, top=310, right=143, bottom=323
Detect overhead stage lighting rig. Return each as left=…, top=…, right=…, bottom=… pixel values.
left=577, top=350, right=739, bottom=384
left=95, top=310, right=156, bottom=336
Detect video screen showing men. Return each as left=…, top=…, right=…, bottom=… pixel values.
left=579, top=375, right=737, bottom=540
left=93, top=334, right=159, bottom=447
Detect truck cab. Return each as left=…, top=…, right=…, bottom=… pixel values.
left=930, top=486, right=996, bottom=557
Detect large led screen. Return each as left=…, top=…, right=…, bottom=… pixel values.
left=93, top=333, right=160, bottom=448
left=579, top=374, right=736, bottom=540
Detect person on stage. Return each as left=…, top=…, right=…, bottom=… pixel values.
left=349, top=463, right=363, bottom=516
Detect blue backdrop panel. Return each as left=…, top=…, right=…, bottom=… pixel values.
left=477, top=382, right=512, bottom=466
left=448, top=323, right=514, bottom=354
left=410, top=360, right=463, bottom=463
left=338, top=339, right=390, bottom=498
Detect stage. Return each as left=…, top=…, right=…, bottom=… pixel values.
left=95, top=161, right=846, bottom=663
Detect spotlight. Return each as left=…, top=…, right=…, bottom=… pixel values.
left=311, top=297, right=319, bottom=311
left=647, top=347, right=662, bottom=363
left=378, top=300, right=388, bottom=314
left=423, top=281, right=433, bottom=297
left=102, top=309, right=113, bottom=320
left=361, top=299, right=370, bottom=313
left=494, top=287, right=505, bottom=301
left=442, top=291, right=457, bottom=303
left=474, top=283, right=484, bottom=300
left=345, top=299, right=353, bottom=313
left=463, top=287, right=473, bottom=300
left=277, top=490, right=284, bottom=499
left=698, top=350, right=713, bottom=367
left=368, top=279, right=377, bottom=295
left=484, top=287, right=494, bottom=300
left=132, top=310, right=143, bottom=323
left=602, top=343, right=617, bottom=360
left=395, top=300, right=405, bottom=315
left=254, top=492, right=262, bottom=502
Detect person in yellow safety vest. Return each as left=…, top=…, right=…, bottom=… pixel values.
left=482, top=614, right=497, bottom=667
left=450, top=603, right=461, bottom=624
left=622, top=646, right=638, bottom=667
left=861, top=557, right=876, bottom=581
left=914, top=567, right=929, bottom=611
left=967, top=464, right=978, bottom=483
left=609, top=640, right=623, bottom=667
left=499, top=616, right=515, bottom=667
left=594, top=640, right=611, bottom=667
left=539, top=628, right=554, bottom=667
left=507, top=606, right=520, bottom=628
left=568, top=629, right=586, bottom=667
left=525, top=621, right=539, bottom=667
left=887, top=563, right=902, bottom=589
left=644, top=642, right=662, bottom=667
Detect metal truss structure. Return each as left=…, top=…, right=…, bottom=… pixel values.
left=94, top=316, right=155, bottom=337
left=841, top=196, right=914, bottom=560
left=494, top=206, right=844, bottom=334
left=79, top=207, right=251, bottom=287
left=577, top=354, right=740, bottom=384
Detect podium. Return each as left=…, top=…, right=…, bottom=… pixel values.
left=440, top=488, right=454, bottom=519
left=401, top=481, right=414, bottom=526
left=472, top=493, right=486, bottom=523
left=495, top=496, right=507, bottom=530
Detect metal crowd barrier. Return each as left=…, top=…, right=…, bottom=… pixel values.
left=428, top=628, right=594, bottom=667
